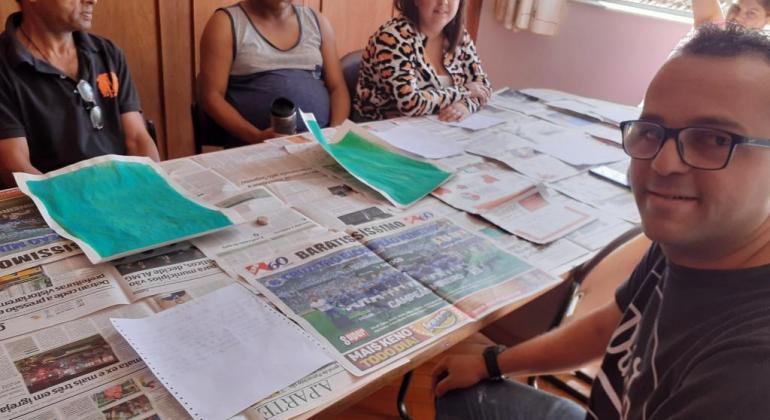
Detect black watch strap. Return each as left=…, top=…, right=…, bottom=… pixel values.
left=483, top=344, right=506, bottom=380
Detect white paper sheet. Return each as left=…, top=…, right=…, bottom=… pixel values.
left=585, top=122, right=623, bottom=144
left=532, top=136, right=626, bottom=166
left=432, top=113, right=507, bottom=131
left=111, top=284, right=332, bottom=420
left=375, top=125, right=464, bottom=159
left=483, top=189, right=596, bottom=244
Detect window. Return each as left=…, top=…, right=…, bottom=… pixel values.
left=595, top=0, right=729, bottom=18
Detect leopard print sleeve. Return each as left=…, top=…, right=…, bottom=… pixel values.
left=453, top=30, right=491, bottom=113
left=354, top=17, right=469, bottom=120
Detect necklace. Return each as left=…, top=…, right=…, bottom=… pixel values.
left=18, top=25, right=67, bottom=65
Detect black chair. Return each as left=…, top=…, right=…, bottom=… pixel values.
left=340, top=49, right=365, bottom=122
left=526, top=225, right=645, bottom=403
left=145, top=118, right=158, bottom=144
left=191, top=103, right=235, bottom=154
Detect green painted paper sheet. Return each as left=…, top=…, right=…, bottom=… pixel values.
left=303, top=115, right=452, bottom=207
left=23, top=159, right=233, bottom=260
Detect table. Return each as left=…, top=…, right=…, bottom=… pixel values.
left=0, top=88, right=641, bottom=420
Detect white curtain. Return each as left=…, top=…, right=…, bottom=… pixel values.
left=494, top=0, right=566, bottom=35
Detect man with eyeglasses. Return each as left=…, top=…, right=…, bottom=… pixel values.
left=432, top=24, right=770, bottom=420
left=0, top=0, right=160, bottom=187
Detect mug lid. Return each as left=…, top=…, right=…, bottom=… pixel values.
left=271, top=97, right=296, bottom=118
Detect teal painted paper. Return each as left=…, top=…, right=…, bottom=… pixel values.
left=307, top=120, right=452, bottom=206
left=26, top=160, right=232, bottom=258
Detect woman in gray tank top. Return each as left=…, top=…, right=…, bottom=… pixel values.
left=198, top=0, right=350, bottom=146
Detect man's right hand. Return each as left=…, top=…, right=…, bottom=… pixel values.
left=433, top=354, right=489, bottom=397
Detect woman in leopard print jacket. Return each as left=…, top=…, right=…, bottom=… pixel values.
left=354, top=0, right=491, bottom=122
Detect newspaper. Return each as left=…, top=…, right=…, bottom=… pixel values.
left=144, top=268, right=236, bottom=313
left=0, top=266, right=237, bottom=420
left=489, top=88, right=549, bottom=116
left=0, top=189, right=81, bottom=278
left=0, top=303, right=189, bottom=420
left=349, top=211, right=562, bottom=319
left=482, top=187, right=596, bottom=245
left=431, top=162, right=594, bottom=244
left=238, top=353, right=412, bottom=420
left=432, top=161, right=534, bottom=214
left=0, top=256, right=131, bottom=340
left=161, top=158, right=242, bottom=206
left=445, top=213, right=591, bottom=275
left=112, top=241, right=233, bottom=300
left=239, top=363, right=352, bottom=420
left=236, top=231, right=470, bottom=376
left=266, top=176, right=397, bottom=230
left=192, top=187, right=318, bottom=258
left=465, top=131, right=579, bottom=182
left=0, top=238, right=236, bottom=340
left=212, top=225, right=330, bottom=279
left=550, top=172, right=641, bottom=223
left=192, top=143, right=317, bottom=190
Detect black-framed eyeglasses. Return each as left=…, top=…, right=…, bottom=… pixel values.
left=76, top=80, right=104, bottom=130
left=619, top=120, right=770, bottom=170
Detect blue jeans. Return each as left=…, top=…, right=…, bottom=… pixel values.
left=435, top=379, right=587, bottom=420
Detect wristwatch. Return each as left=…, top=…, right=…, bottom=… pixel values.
left=483, top=344, right=507, bottom=380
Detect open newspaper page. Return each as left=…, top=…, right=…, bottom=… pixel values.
left=266, top=176, right=399, bottom=231
left=465, top=130, right=580, bottom=182
left=161, top=158, right=242, bottom=206
left=0, top=189, right=81, bottom=277
left=0, top=302, right=189, bottom=419
left=0, top=256, right=132, bottom=340
left=236, top=232, right=469, bottom=376
left=482, top=187, right=596, bottom=245
left=348, top=210, right=561, bottom=319
left=0, top=238, right=238, bottom=341
left=191, top=143, right=317, bottom=190
left=431, top=161, right=596, bottom=245
left=112, top=241, right=233, bottom=300
left=431, top=161, right=534, bottom=214
left=192, top=188, right=318, bottom=260
left=550, top=171, right=640, bottom=223
left=237, top=363, right=351, bottom=420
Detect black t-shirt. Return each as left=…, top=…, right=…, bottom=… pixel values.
left=0, top=12, right=141, bottom=173
left=588, top=244, right=770, bottom=419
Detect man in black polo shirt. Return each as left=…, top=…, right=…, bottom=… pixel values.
left=432, top=25, right=770, bottom=420
left=0, top=0, right=159, bottom=186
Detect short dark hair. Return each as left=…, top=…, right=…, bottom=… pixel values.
left=679, top=23, right=770, bottom=62
left=394, top=0, right=467, bottom=53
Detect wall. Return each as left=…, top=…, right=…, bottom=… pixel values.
left=475, top=0, right=691, bottom=105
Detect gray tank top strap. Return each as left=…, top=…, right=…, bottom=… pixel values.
left=223, top=3, right=324, bottom=76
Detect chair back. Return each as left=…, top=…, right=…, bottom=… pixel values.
left=564, top=227, right=649, bottom=323
left=341, top=49, right=363, bottom=103
left=145, top=119, right=158, bottom=144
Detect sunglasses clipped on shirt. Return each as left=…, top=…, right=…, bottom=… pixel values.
left=76, top=79, right=104, bottom=130
left=619, top=120, right=770, bottom=170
